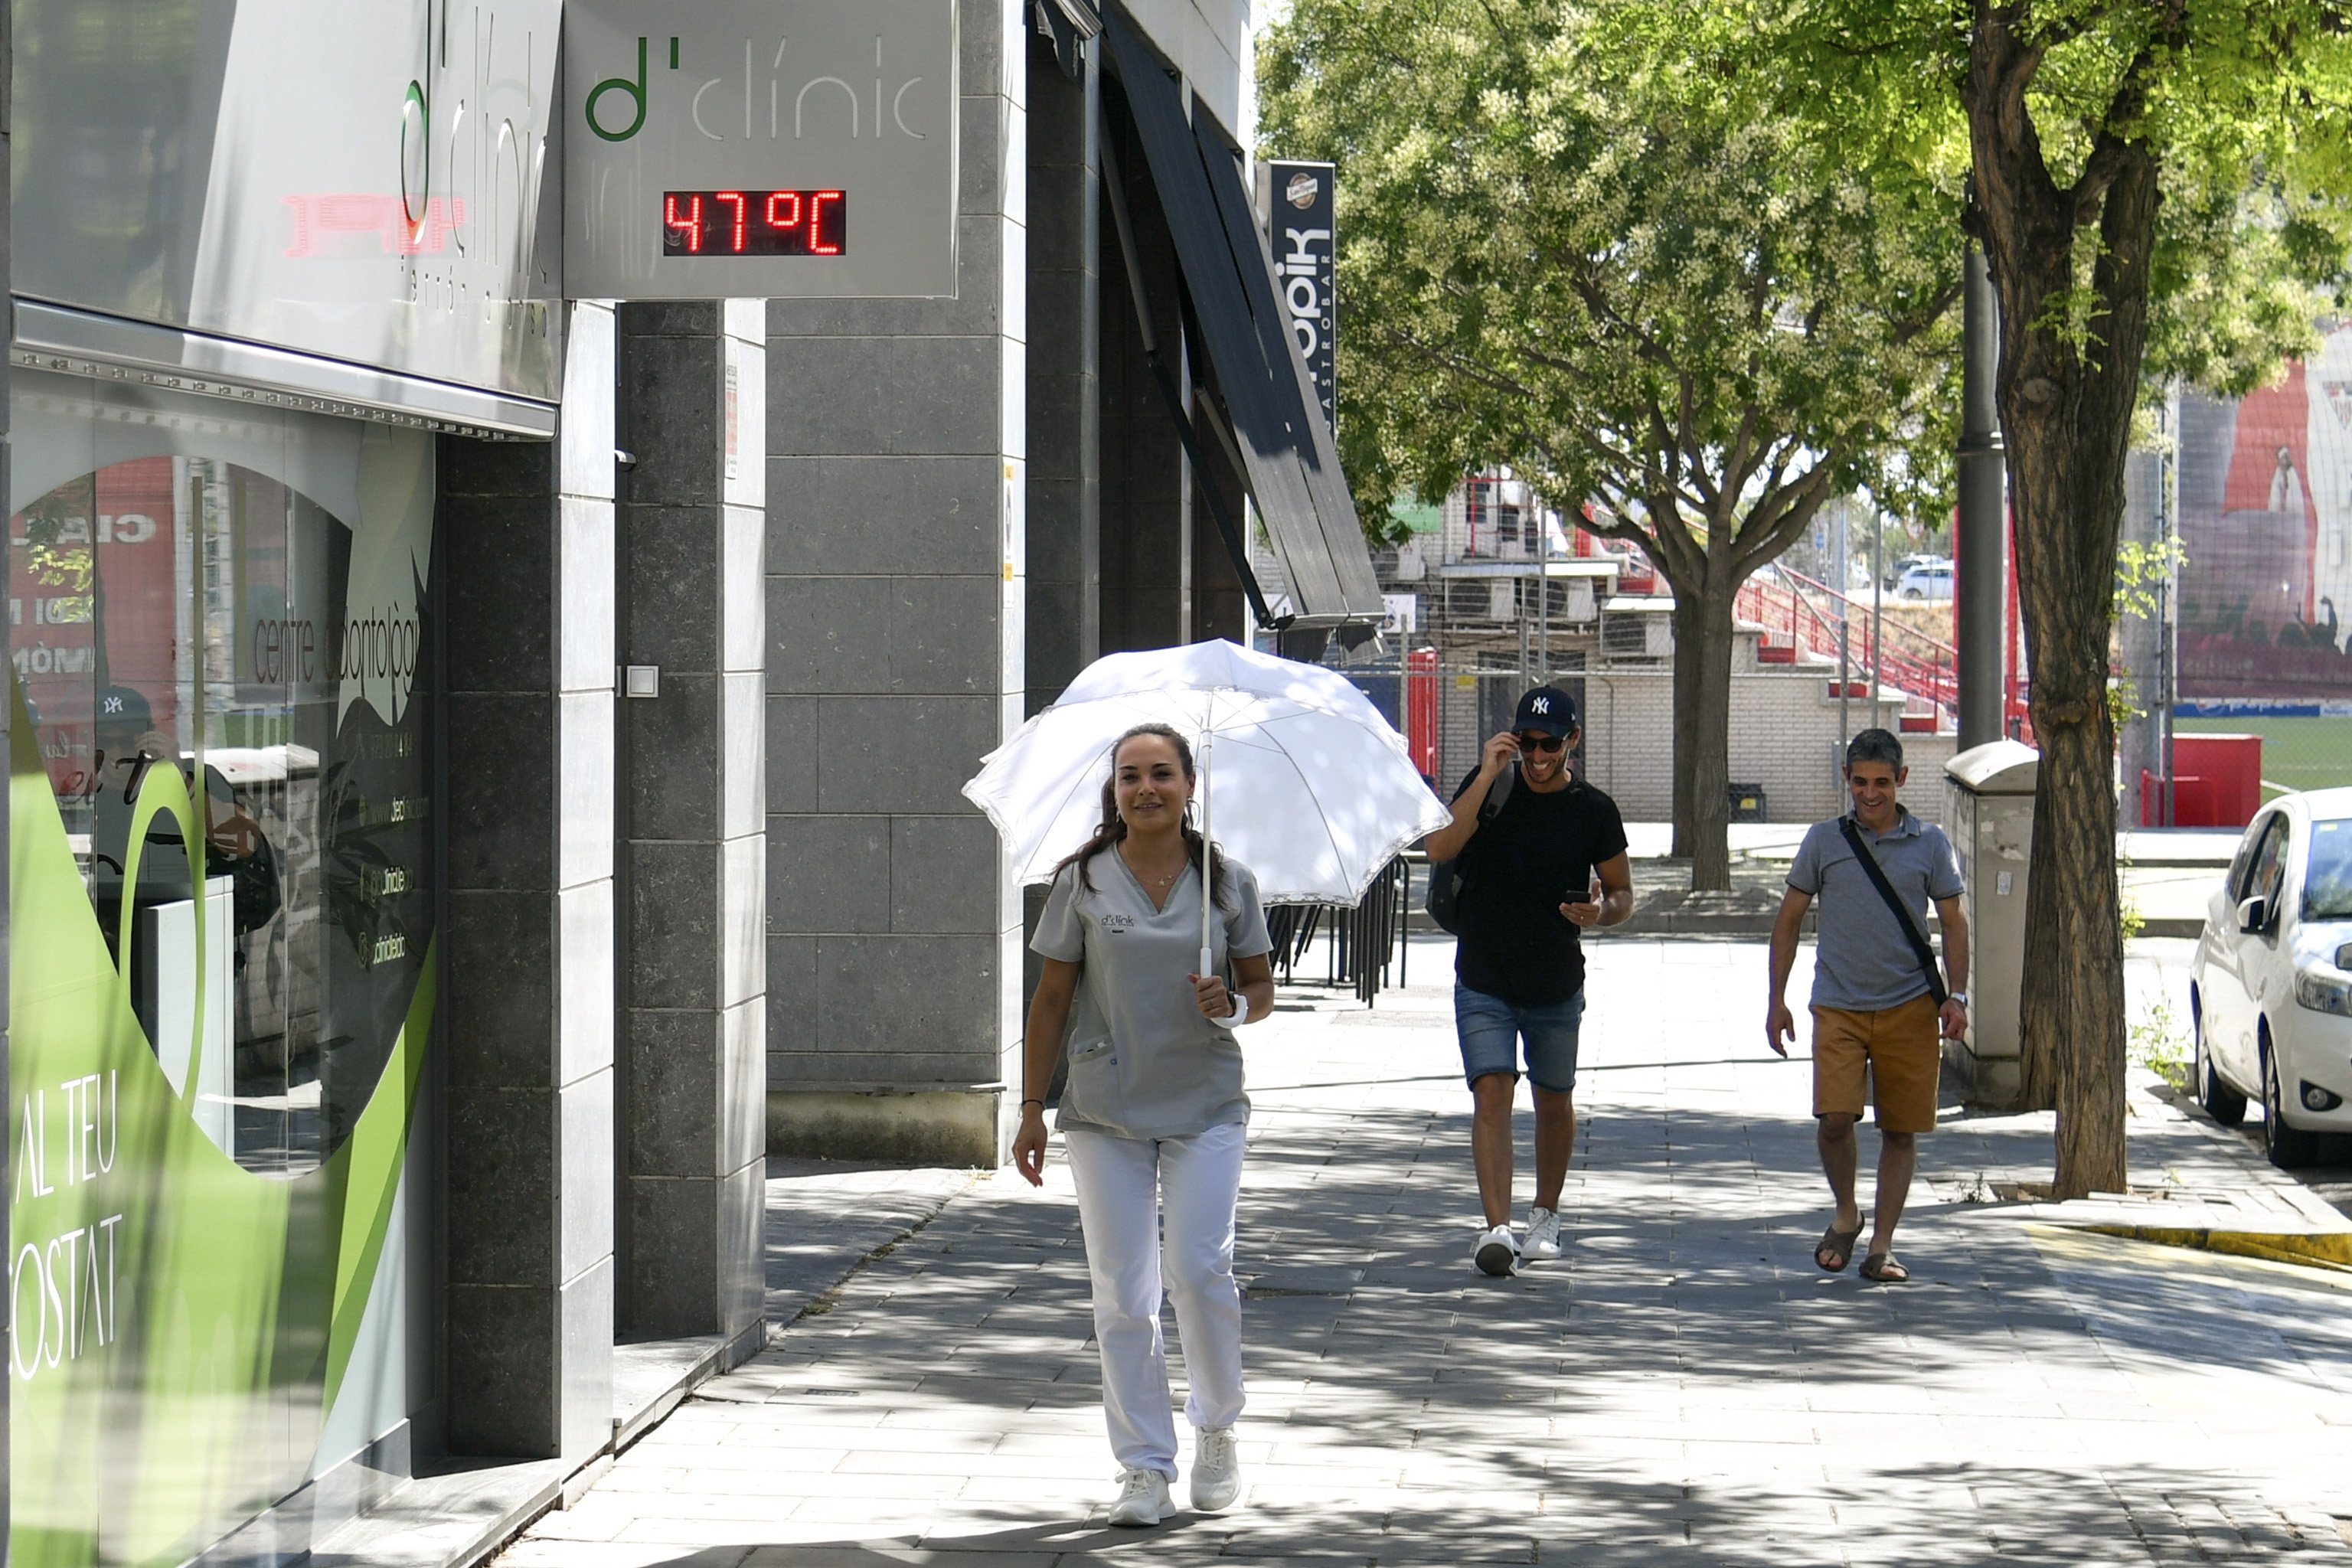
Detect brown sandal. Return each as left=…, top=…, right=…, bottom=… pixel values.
left=1858, top=1253, right=1909, bottom=1283
left=1815, top=1220, right=1863, bottom=1273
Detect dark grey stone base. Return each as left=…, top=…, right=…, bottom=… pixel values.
left=766, top=1088, right=1000, bottom=1165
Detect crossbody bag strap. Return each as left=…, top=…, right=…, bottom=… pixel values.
left=1837, top=817, right=1949, bottom=1007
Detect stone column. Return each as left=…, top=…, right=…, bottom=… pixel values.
left=616, top=301, right=767, bottom=1342
left=439, top=302, right=616, bottom=1459
left=764, top=0, right=1027, bottom=1165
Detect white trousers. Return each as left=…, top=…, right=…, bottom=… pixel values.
left=1063, top=1122, right=1248, bottom=1478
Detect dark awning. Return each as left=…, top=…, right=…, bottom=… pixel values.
left=1101, top=7, right=1384, bottom=629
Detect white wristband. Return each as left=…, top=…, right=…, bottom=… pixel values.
left=1214, top=992, right=1250, bottom=1030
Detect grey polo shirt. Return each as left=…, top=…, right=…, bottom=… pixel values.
left=1032, top=851, right=1275, bottom=1142
left=1788, top=808, right=1963, bottom=1012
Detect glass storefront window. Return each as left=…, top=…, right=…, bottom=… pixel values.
left=9, top=382, right=436, bottom=1179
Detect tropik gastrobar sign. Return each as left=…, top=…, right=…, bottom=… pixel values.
left=564, top=0, right=959, bottom=299
left=1260, top=160, right=1337, bottom=434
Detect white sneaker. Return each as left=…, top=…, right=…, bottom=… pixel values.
left=1108, top=1467, right=1172, bottom=1527
left=1190, top=1426, right=1240, bottom=1512
left=1474, top=1223, right=1519, bottom=1276
left=1523, top=1207, right=1563, bottom=1262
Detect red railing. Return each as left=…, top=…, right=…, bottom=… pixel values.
left=1733, top=565, right=1968, bottom=728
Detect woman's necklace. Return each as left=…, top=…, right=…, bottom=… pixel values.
left=1121, top=844, right=1187, bottom=896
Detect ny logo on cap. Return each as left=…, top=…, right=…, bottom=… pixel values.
left=102, top=696, right=126, bottom=715
left=1530, top=696, right=1550, bottom=714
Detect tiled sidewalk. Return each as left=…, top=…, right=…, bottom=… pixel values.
left=498, top=939, right=2352, bottom=1566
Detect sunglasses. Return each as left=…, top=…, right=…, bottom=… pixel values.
left=1514, top=732, right=1567, bottom=753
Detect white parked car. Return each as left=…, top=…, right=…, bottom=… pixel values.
left=2190, top=788, right=2352, bottom=1168
left=1896, top=561, right=1954, bottom=600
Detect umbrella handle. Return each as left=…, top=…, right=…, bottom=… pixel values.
left=1199, top=729, right=1214, bottom=978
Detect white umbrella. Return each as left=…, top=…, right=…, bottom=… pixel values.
left=962, top=639, right=1452, bottom=973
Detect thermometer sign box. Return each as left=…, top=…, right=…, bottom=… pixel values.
left=565, top=0, right=959, bottom=299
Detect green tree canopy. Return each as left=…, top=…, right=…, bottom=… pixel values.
left=1261, top=0, right=1967, bottom=888
left=1785, top=0, right=2352, bottom=1194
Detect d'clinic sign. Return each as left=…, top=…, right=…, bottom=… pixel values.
left=564, top=0, right=960, bottom=299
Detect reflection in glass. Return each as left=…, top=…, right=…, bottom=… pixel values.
left=10, top=456, right=433, bottom=1177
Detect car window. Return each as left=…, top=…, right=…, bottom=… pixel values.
left=2307, top=818, right=2352, bottom=922
left=2242, top=814, right=2289, bottom=906
left=2226, top=818, right=2261, bottom=891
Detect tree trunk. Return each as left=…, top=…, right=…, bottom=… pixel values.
left=1669, top=596, right=1704, bottom=858
left=1683, top=580, right=1736, bottom=893
left=1966, top=8, right=2160, bottom=1197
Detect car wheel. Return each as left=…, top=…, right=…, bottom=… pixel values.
left=2262, top=1037, right=2322, bottom=1170
left=2194, top=1001, right=2247, bottom=1127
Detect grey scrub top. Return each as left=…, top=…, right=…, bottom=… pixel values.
left=1032, top=850, right=1276, bottom=1141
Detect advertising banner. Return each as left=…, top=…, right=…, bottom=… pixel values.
left=2177, top=324, right=2352, bottom=699
left=1259, top=160, right=1337, bottom=435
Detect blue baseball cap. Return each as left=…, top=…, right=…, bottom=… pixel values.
left=1514, top=686, right=1578, bottom=736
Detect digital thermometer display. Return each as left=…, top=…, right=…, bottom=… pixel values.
left=662, top=190, right=847, bottom=256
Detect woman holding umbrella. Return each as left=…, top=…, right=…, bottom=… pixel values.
left=1012, top=722, right=1277, bottom=1528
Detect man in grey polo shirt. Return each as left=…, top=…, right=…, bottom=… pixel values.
left=1766, top=729, right=1968, bottom=1284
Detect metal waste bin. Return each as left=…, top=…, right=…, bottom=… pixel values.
left=1945, top=741, right=2038, bottom=1108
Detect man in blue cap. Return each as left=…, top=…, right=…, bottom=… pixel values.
left=1424, top=686, right=1633, bottom=1275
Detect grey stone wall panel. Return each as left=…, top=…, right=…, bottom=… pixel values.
left=624, top=505, right=724, bottom=671
left=765, top=696, right=819, bottom=812
left=626, top=839, right=724, bottom=1010
left=444, top=494, right=553, bottom=691
left=624, top=673, right=723, bottom=840
left=889, top=815, right=1004, bottom=934
left=721, top=671, right=766, bottom=841
left=446, top=692, right=556, bottom=890
left=557, top=688, right=617, bottom=888
left=765, top=936, right=818, bottom=1052
left=558, top=495, right=619, bottom=694
left=557, top=1259, right=615, bottom=1459
left=444, top=890, right=556, bottom=1087
left=765, top=577, right=1002, bottom=695
left=768, top=335, right=1002, bottom=457
left=622, top=333, right=723, bottom=505
left=627, top=1009, right=722, bottom=1178
left=721, top=835, right=766, bottom=1008
left=720, top=1000, right=766, bottom=1172
left=814, top=696, right=998, bottom=814
left=446, top=1089, right=557, bottom=1285
left=558, top=1070, right=616, bottom=1282
left=763, top=1050, right=1002, bottom=1087
left=445, top=1284, right=557, bottom=1454
left=557, top=883, right=616, bottom=1086
left=767, top=213, right=1007, bottom=340
left=766, top=815, right=892, bottom=933
left=766, top=456, right=1001, bottom=579
left=815, top=933, right=1002, bottom=1056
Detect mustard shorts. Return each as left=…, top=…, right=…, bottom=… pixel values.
left=1811, top=995, right=1942, bottom=1134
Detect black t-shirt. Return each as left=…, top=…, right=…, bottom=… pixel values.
left=1449, top=766, right=1630, bottom=1006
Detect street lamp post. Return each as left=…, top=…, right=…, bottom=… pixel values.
left=1957, top=239, right=2007, bottom=750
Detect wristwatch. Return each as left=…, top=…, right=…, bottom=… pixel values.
left=1946, top=991, right=1969, bottom=1008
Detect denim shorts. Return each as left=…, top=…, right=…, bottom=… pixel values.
left=1454, top=982, right=1586, bottom=1093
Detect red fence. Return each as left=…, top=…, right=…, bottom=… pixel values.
left=1730, top=564, right=2029, bottom=735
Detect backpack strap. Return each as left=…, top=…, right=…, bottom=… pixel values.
left=1836, top=817, right=1949, bottom=1007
